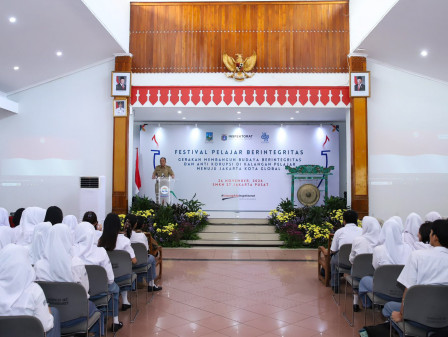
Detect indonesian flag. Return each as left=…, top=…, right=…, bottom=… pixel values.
left=135, top=148, right=142, bottom=193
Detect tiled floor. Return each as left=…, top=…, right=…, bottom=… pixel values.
left=116, top=248, right=381, bottom=336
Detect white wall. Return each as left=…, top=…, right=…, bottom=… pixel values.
left=0, top=60, right=115, bottom=218
left=82, top=0, right=130, bottom=53
left=349, top=0, right=399, bottom=52
left=368, top=60, right=448, bottom=220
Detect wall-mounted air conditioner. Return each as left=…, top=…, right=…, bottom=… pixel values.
left=79, top=176, right=106, bottom=224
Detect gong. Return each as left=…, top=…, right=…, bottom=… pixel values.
left=297, top=184, right=320, bottom=206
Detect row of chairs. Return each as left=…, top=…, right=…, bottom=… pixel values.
left=0, top=242, right=156, bottom=337
left=330, top=243, right=448, bottom=336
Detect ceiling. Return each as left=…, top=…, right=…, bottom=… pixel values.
left=133, top=106, right=348, bottom=123
left=356, top=0, right=448, bottom=83
left=0, top=0, right=124, bottom=94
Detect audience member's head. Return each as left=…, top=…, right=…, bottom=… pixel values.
left=44, top=206, right=63, bottom=225
left=136, top=216, right=147, bottom=232
left=419, top=222, right=433, bottom=244
left=98, top=213, right=120, bottom=251
left=0, top=227, right=13, bottom=250
left=425, top=211, right=442, bottom=222
left=123, top=214, right=137, bottom=238
left=0, top=208, right=9, bottom=227
left=343, top=210, right=358, bottom=225
left=62, top=215, right=78, bottom=234
left=82, top=211, right=98, bottom=229
left=431, top=219, right=448, bottom=248
left=12, top=208, right=25, bottom=227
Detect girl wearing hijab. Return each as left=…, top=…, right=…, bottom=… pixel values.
left=44, top=206, right=63, bottom=225
left=0, top=207, right=9, bottom=227
left=62, top=215, right=78, bottom=242
left=15, top=207, right=46, bottom=246
left=0, top=244, right=61, bottom=337
left=30, top=222, right=52, bottom=265
left=34, top=224, right=101, bottom=336
left=73, top=222, right=122, bottom=332
left=0, top=227, right=13, bottom=250
left=125, top=214, right=162, bottom=291
left=358, top=219, right=412, bottom=308
left=402, top=212, right=430, bottom=251
left=425, top=211, right=442, bottom=222
left=349, top=216, right=382, bottom=264
left=98, top=213, right=136, bottom=312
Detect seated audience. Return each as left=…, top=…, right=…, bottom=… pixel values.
left=98, top=213, right=137, bottom=312
left=125, top=214, right=162, bottom=291
left=0, top=226, right=13, bottom=250
left=73, top=222, right=122, bottom=332
left=0, top=244, right=61, bottom=337
left=30, top=222, right=52, bottom=265
left=358, top=219, right=412, bottom=308
left=0, top=207, right=9, bottom=227
left=34, top=223, right=101, bottom=336
left=402, top=212, right=423, bottom=250
left=385, top=219, right=448, bottom=336
left=330, top=210, right=362, bottom=293
left=44, top=206, right=63, bottom=225
left=16, top=207, right=46, bottom=246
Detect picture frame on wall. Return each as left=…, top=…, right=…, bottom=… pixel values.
left=113, top=99, right=127, bottom=117
left=350, top=71, right=370, bottom=97
left=111, top=71, right=131, bottom=97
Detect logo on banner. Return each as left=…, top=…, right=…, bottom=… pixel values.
left=221, top=134, right=227, bottom=141
left=261, top=132, right=269, bottom=143
left=206, top=132, right=213, bottom=142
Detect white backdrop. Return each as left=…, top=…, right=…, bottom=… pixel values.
left=138, top=124, right=339, bottom=212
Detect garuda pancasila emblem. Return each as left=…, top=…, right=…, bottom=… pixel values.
left=222, top=52, right=257, bottom=81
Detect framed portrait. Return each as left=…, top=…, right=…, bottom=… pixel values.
left=350, top=71, right=370, bottom=97
left=111, top=72, right=131, bottom=97
left=113, top=99, right=127, bottom=117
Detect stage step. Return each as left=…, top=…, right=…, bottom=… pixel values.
left=184, top=219, right=283, bottom=247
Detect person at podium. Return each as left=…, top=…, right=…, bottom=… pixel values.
left=152, top=157, right=175, bottom=204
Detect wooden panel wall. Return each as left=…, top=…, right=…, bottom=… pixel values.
left=130, top=1, right=349, bottom=73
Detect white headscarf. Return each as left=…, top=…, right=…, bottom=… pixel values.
left=34, top=223, right=73, bottom=282
left=390, top=216, right=404, bottom=231
left=30, top=222, right=52, bottom=264
left=16, top=207, right=46, bottom=245
left=403, top=213, right=423, bottom=247
left=382, top=219, right=412, bottom=265
left=361, top=216, right=381, bottom=247
left=0, top=244, right=36, bottom=314
left=0, top=208, right=9, bottom=227
left=0, top=227, right=14, bottom=250
left=73, top=222, right=103, bottom=265
left=63, top=215, right=78, bottom=233
left=425, top=211, right=442, bottom=222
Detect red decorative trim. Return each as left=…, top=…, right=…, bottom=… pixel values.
left=131, top=86, right=349, bottom=107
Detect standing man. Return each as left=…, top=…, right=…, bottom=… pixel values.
left=152, top=157, right=175, bottom=204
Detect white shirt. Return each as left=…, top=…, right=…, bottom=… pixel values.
left=397, top=246, right=448, bottom=289
left=331, top=223, right=362, bottom=252
left=130, top=231, right=149, bottom=251
left=349, top=236, right=374, bottom=264
left=116, top=234, right=135, bottom=259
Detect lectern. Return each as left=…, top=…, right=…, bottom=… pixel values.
left=156, top=177, right=173, bottom=205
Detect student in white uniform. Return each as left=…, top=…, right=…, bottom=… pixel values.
left=415, top=222, right=433, bottom=250
left=125, top=214, right=162, bottom=291
left=34, top=223, right=101, bottom=336
left=98, top=213, right=137, bottom=312
left=402, top=212, right=427, bottom=251
left=385, top=219, right=448, bottom=336
left=330, top=210, right=362, bottom=292
left=73, top=222, right=123, bottom=332
left=0, top=207, right=9, bottom=226
left=0, top=244, right=61, bottom=337
left=0, top=227, right=13, bottom=250
left=358, top=219, right=412, bottom=308
left=425, top=211, right=442, bottom=222
left=15, top=207, right=46, bottom=246
left=30, top=222, right=52, bottom=265
left=62, top=215, right=78, bottom=242
left=82, top=211, right=103, bottom=245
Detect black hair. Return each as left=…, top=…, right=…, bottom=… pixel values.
left=98, top=213, right=120, bottom=251
left=431, top=219, right=448, bottom=248
left=343, top=210, right=358, bottom=225
left=44, top=206, right=63, bottom=225
left=82, top=211, right=98, bottom=229
left=357, top=76, right=363, bottom=81
left=136, top=216, right=146, bottom=231
left=123, top=214, right=137, bottom=239
left=419, top=222, right=433, bottom=243
left=12, top=208, right=25, bottom=227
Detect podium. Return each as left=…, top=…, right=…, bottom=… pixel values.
left=156, top=177, right=174, bottom=205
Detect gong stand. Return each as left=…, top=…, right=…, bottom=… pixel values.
left=285, top=165, right=334, bottom=207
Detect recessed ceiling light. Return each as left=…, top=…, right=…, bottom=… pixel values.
left=237, top=117, right=241, bottom=120
left=290, top=117, right=294, bottom=120
left=9, top=17, right=16, bottom=23
left=295, top=110, right=300, bottom=114
left=56, top=51, right=63, bottom=57
left=420, top=50, right=428, bottom=57
left=237, top=111, right=241, bottom=114
left=13, top=66, right=19, bottom=71
left=182, top=117, right=186, bottom=120
left=177, top=110, right=182, bottom=114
